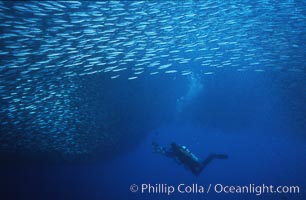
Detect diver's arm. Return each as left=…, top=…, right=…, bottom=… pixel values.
left=164, top=149, right=175, bottom=157
left=152, top=142, right=174, bottom=157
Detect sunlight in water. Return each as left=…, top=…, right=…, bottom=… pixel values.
left=176, top=73, right=203, bottom=113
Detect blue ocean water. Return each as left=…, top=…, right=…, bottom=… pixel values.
left=0, top=1, right=305, bottom=200
left=2, top=71, right=306, bottom=200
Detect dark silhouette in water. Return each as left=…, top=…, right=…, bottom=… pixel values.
left=152, top=142, right=228, bottom=176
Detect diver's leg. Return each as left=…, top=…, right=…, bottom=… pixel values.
left=196, top=154, right=228, bottom=175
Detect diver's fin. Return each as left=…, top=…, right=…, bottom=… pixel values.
left=201, top=154, right=228, bottom=166
left=194, top=153, right=229, bottom=175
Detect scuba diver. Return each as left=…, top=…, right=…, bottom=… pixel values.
left=152, top=142, right=228, bottom=176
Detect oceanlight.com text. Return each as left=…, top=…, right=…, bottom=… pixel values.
left=130, top=183, right=300, bottom=196
left=214, top=184, right=300, bottom=196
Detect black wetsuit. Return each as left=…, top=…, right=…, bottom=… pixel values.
left=153, top=142, right=228, bottom=176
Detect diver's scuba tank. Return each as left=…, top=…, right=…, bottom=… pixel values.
left=178, top=145, right=200, bottom=162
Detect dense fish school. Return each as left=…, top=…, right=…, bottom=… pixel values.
left=0, top=1, right=305, bottom=158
